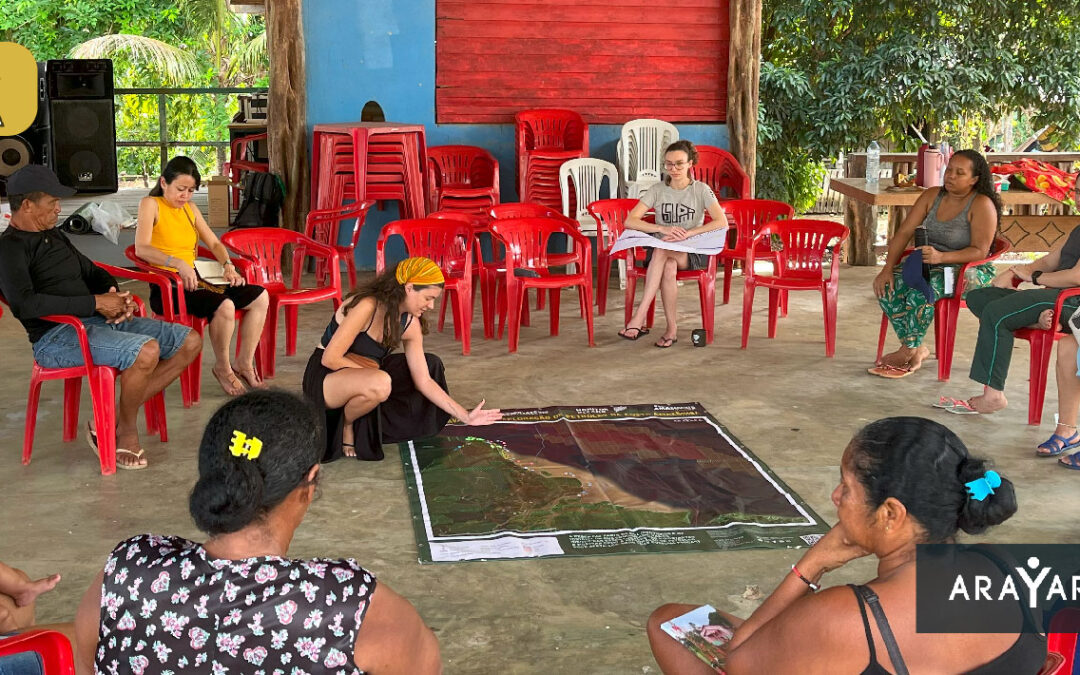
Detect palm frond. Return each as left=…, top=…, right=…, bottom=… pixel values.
left=228, top=31, right=268, bottom=80
left=69, top=35, right=201, bottom=85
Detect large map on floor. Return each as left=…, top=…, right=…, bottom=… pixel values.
left=400, top=403, right=829, bottom=563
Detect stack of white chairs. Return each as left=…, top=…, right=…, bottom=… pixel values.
left=616, top=119, right=679, bottom=199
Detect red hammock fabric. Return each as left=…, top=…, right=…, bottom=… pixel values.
left=990, top=159, right=1077, bottom=207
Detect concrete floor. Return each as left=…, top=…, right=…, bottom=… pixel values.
left=2, top=263, right=1079, bottom=674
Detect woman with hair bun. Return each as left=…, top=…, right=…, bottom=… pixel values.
left=72, top=390, right=442, bottom=674
left=303, top=256, right=500, bottom=462
left=871, top=149, right=999, bottom=378
left=619, top=139, right=730, bottom=348
left=648, top=416, right=1046, bottom=674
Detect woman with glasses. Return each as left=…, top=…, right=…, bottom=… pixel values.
left=618, top=140, right=729, bottom=348
left=72, top=390, right=443, bottom=674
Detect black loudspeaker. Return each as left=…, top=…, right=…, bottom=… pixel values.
left=0, top=63, right=48, bottom=196
left=46, top=59, right=117, bottom=193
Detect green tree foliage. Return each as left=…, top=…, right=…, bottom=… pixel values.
left=0, top=0, right=267, bottom=180
left=756, top=0, right=1080, bottom=209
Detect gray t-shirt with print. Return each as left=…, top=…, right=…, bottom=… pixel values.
left=639, top=180, right=719, bottom=231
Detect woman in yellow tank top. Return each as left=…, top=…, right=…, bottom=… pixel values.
left=135, top=156, right=269, bottom=396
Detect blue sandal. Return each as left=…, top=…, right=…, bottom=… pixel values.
left=1059, top=453, right=1080, bottom=470
left=1037, top=432, right=1080, bottom=457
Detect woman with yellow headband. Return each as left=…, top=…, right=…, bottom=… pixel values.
left=302, top=257, right=501, bottom=461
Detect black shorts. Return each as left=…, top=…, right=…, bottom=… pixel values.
left=643, top=247, right=709, bottom=271
left=149, top=282, right=265, bottom=320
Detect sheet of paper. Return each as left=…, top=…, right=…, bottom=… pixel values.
left=429, top=536, right=565, bottom=562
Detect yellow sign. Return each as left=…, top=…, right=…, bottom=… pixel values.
left=0, top=43, right=38, bottom=136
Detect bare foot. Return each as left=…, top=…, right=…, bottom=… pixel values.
left=212, top=366, right=246, bottom=396
left=878, top=346, right=914, bottom=368
left=967, top=392, right=1008, bottom=414
left=13, top=573, right=61, bottom=608
left=1035, top=309, right=1054, bottom=330
left=233, top=366, right=268, bottom=390
left=342, top=425, right=357, bottom=458
left=907, top=346, right=932, bottom=372
left=115, top=429, right=148, bottom=469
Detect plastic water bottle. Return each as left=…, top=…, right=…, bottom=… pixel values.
left=865, top=141, right=881, bottom=188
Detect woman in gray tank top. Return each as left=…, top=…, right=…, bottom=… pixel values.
left=870, top=150, right=1001, bottom=378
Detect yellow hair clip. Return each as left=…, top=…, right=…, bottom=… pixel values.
left=229, top=430, right=263, bottom=460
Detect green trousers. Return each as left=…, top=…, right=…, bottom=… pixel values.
left=965, top=286, right=1080, bottom=390
left=878, top=263, right=996, bottom=348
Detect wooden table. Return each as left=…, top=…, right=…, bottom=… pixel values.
left=830, top=178, right=1067, bottom=265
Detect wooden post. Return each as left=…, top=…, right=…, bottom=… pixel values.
left=727, top=0, right=762, bottom=196
left=266, top=0, right=308, bottom=233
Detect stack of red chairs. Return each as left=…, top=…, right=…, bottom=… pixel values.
left=693, top=146, right=751, bottom=200
left=515, top=110, right=588, bottom=210
left=312, top=125, right=426, bottom=219
left=428, top=145, right=500, bottom=215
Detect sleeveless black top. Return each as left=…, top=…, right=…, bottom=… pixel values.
left=851, top=583, right=1046, bottom=674
left=318, top=311, right=412, bottom=364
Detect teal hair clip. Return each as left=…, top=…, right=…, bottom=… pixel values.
left=964, top=470, right=1001, bottom=501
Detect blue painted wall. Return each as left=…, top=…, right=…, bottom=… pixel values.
left=303, top=0, right=729, bottom=270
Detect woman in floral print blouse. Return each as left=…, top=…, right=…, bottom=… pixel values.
left=71, top=390, right=441, bottom=675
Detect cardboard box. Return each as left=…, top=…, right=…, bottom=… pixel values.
left=207, top=175, right=230, bottom=229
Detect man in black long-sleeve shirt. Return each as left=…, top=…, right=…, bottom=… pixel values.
left=0, top=166, right=201, bottom=470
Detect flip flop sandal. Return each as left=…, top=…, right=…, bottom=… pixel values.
left=932, top=396, right=966, bottom=409
left=868, top=364, right=913, bottom=379
left=1059, top=453, right=1080, bottom=470
left=85, top=421, right=98, bottom=453
left=1037, top=432, right=1080, bottom=457
left=944, top=399, right=980, bottom=415
left=618, top=326, right=649, bottom=341
left=114, top=448, right=148, bottom=471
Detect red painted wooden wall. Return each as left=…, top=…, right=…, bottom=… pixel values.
left=435, top=0, right=729, bottom=124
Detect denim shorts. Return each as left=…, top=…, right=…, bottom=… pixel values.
left=32, top=315, right=192, bottom=371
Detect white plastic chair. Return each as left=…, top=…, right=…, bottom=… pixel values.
left=616, top=119, right=679, bottom=199
left=559, top=158, right=618, bottom=274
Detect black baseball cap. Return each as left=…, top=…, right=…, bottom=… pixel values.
left=6, top=165, right=77, bottom=198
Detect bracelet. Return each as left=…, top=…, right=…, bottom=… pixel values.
left=223, top=262, right=235, bottom=269
left=791, top=564, right=820, bottom=592
left=165, top=255, right=175, bottom=268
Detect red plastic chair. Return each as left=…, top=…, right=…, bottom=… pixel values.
left=224, top=131, right=270, bottom=210
left=1011, top=283, right=1080, bottom=425
left=304, top=200, right=376, bottom=290
left=375, top=218, right=475, bottom=355
left=587, top=198, right=646, bottom=316
left=428, top=211, right=493, bottom=339
left=875, top=236, right=1011, bottom=381
left=0, top=629, right=75, bottom=674
left=742, top=219, right=849, bottom=357
left=488, top=217, right=595, bottom=353
left=428, top=145, right=500, bottom=215
left=720, top=199, right=795, bottom=305
left=0, top=287, right=167, bottom=476
left=490, top=203, right=578, bottom=313
left=221, top=229, right=342, bottom=378
left=1043, top=607, right=1080, bottom=675
left=515, top=109, right=589, bottom=209
left=125, top=246, right=261, bottom=406
left=692, top=146, right=751, bottom=201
